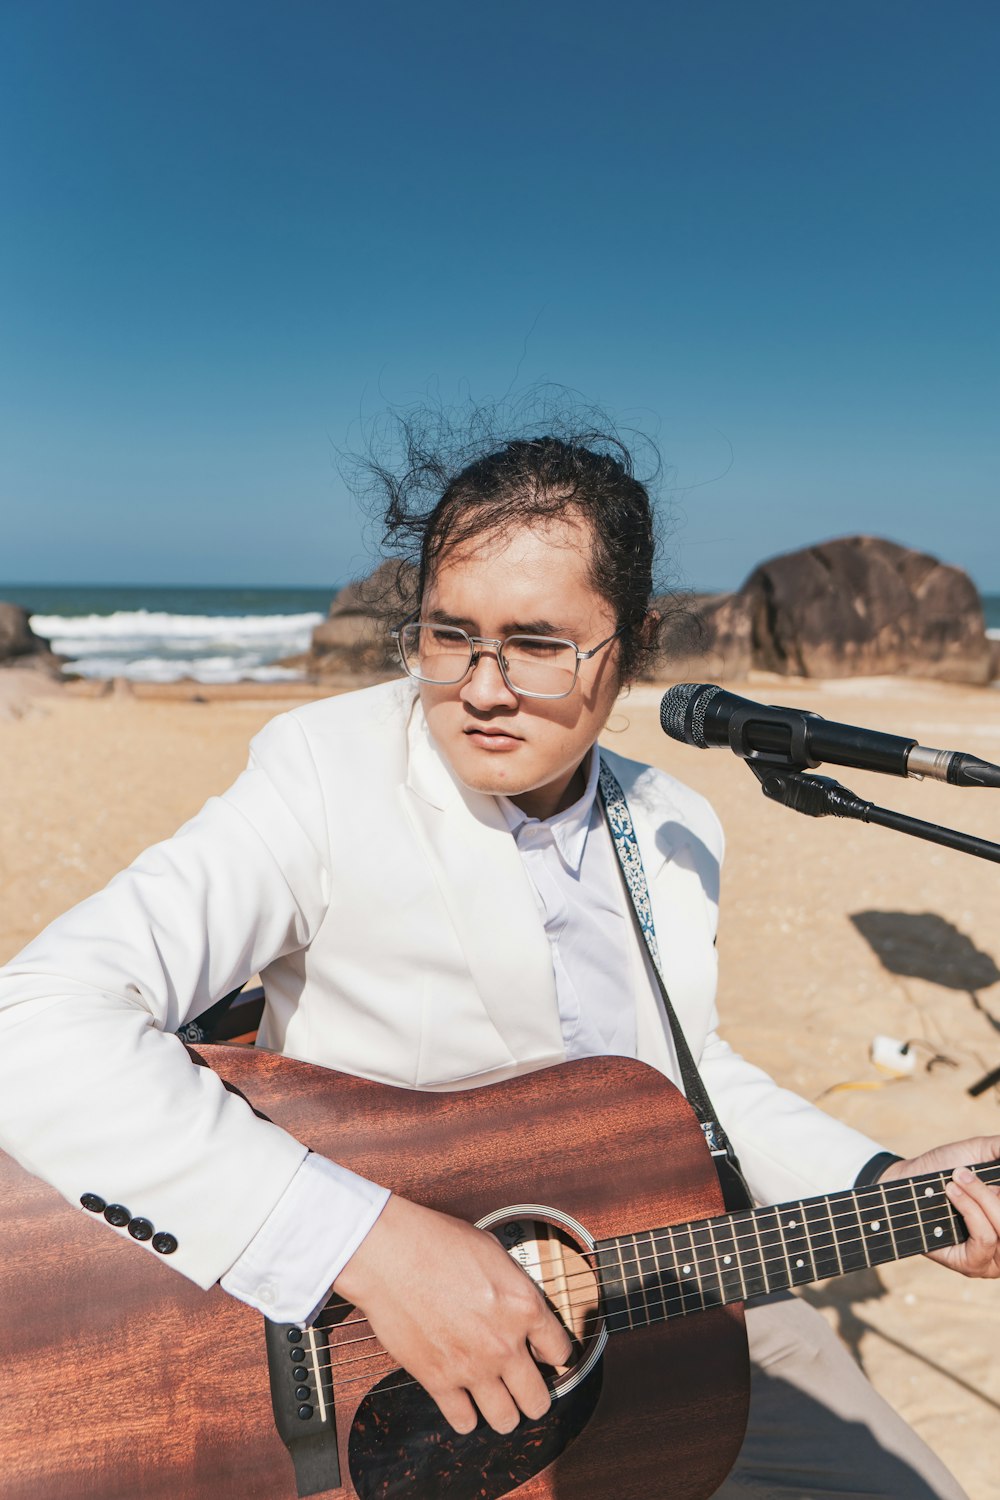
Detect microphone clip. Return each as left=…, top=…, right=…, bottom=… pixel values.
left=726, top=702, right=821, bottom=771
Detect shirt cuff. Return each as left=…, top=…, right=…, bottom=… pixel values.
left=220, top=1152, right=390, bottom=1324
left=853, top=1151, right=903, bottom=1188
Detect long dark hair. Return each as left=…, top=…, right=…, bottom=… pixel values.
left=352, top=395, right=665, bottom=682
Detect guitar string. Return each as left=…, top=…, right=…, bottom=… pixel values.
left=315, top=1289, right=740, bottom=1394
left=311, top=1229, right=956, bottom=1391
left=307, top=1200, right=967, bottom=1400
left=310, top=1165, right=989, bottom=1342
left=306, top=1183, right=986, bottom=1370
left=319, top=1252, right=873, bottom=1398
left=312, top=1212, right=949, bottom=1403
left=316, top=1171, right=977, bottom=1345
left=310, top=1213, right=966, bottom=1384
left=310, top=1187, right=969, bottom=1370
left=310, top=1203, right=956, bottom=1393
left=305, top=1284, right=790, bottom=1395
left=298, top=1172, right=992, bottom=1381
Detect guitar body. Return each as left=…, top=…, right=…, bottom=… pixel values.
left=0, top=1051, right=749, bottom=1500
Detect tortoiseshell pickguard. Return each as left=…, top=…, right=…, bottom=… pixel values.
left=348, top=1363, right=603, bottom=1500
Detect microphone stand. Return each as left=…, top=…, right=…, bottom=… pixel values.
left=740, top=755, right=1000, bottom=1098
left=743, top=761, right=1000, bottom=865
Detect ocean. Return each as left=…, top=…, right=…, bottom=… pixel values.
left=2, top=583, right=998, bottom=685
left=3, top=584, right=336, bottom=684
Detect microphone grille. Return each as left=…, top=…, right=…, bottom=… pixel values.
left=659, top=682, right=720, bottom=748
left=659, top=684, right=707, bottom=747
left=691, top=683, right=724, bottom=748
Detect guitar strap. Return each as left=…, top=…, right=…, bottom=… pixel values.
left=597, top=757, right=752, bottom=1211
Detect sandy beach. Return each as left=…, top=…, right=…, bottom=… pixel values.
left=2, top=668, right=998, bottom=1496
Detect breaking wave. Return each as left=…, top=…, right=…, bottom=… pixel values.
left=30, top=609, right=323, bottom=683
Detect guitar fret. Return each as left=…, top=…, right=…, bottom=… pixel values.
left=706, top=1208, right=769, bottom=1302
left=705, top=1216, right=744, bottom=1305
left=617, top=1237, right=641, bottom=1329
left=668, top=1221, right=708, bottom=1314
left=776, top=1200, right=815, bottom=1287
left=878, top=1183, right=900, bottom=1261
left=728, top=1209, right=768, bottom=1299
left=880, top=1179, right=925, bottom=1260
left=747, top=1205, right=771, bottom=1295
left=825, top=1196, right=845, bottom=1276
left=629, top=1233, right=654, bottom=1327
left=691, top=1221, right=724, bottom=1308
left=752, top=1205, right=786, bottom=1294
left=641, top=1232, right=661, bottom=1325
left=909, top=1179, right=930, bottom=1253
left=826, top=1190, right=871, bottom=1274
left=651, top=1226, right=686, bottom=1320
left=853, top=1185, right=899, bottom=1268
left=652, top=1232, right=674, bottom=1323
left=803, top=1196, right=841, bottom=1281
left=914, top=1172, right=964, bottom=1251
left=943, top=1180, right=964, bottom=1244
left=847, top=1186, right=873, bottom=1269
left=770, top=1198, right=792, bottom=1285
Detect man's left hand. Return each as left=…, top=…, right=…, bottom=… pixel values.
left=879, top=1138, right=1000, bottom=1279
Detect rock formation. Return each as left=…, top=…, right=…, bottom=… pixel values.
left=306, top=560, right=415, bottom=680
left=0, top=603, right=63, bottom=676
left=652, top=537, right=994, bottom=686
left=741, top=536, right=994, bottom=684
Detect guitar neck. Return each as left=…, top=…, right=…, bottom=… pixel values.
left=593, top=1160, right=1000, bottom=1332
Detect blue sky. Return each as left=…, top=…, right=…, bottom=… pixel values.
left=1, top=1, right=997, bottom=591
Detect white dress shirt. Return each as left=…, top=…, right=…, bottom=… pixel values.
left=222, top=749, right=642, bottom=1323
left=496, top=747, right=637, bottom=1060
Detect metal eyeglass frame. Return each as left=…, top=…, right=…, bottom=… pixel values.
left=390, top=620, right=627, bottom=700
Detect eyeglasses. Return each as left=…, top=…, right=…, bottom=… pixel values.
left=391, top=620, right=627, bottom=700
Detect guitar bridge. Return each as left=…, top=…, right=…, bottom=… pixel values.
left=264, top=1309, right=342, bottom=1497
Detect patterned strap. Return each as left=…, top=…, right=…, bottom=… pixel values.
left=597, top=757, right=740, bottom=1169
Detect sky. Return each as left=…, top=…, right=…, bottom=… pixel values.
left=1, top=1, right=997, bottom=592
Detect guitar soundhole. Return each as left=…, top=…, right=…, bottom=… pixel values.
left=482, top=1210, right=605, bottom=1396
left=347, top=1209, right=606, bottom=1500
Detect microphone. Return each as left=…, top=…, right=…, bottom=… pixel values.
left=659, top=683, right=1000, bottom=788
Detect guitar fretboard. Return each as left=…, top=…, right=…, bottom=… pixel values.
left=593, top=1162, right=1000, bottom=1333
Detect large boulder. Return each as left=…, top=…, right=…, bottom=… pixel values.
left=739, top=536, right=993, bottom=684
left=0, top=603, right=63, bottom=675
left=306, top=560, right=415, bottom=680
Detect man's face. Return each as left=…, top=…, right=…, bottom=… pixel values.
left=418, top=513, right=624, bottom=820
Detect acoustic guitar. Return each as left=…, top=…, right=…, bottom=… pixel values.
left=0, top=1048, right=994, bottom=1500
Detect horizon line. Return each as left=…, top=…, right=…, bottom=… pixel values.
left=2, top=579, right=999, bottom=599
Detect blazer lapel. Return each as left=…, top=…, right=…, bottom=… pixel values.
left=637, top=815, right=722, bottom=1062
left=400, top=706, right=564, bottom=1070
left=598, top=753, right=721, bottom=1079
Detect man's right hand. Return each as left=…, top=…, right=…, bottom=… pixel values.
left=331, top=1194, right=573, bottom=1435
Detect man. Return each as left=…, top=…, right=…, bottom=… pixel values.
left=0, top=434, right=997, bottom=1497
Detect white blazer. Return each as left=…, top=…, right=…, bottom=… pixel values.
left=0, top=679, right=881, bottom=1293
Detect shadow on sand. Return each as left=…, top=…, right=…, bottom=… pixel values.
left=850, top=910, right=1000, bottom=1095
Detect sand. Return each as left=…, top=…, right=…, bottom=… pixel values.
left=2, top=667, right=999, bottom=1495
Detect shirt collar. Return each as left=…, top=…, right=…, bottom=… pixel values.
left=497, top=747, right=601, bottom=874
